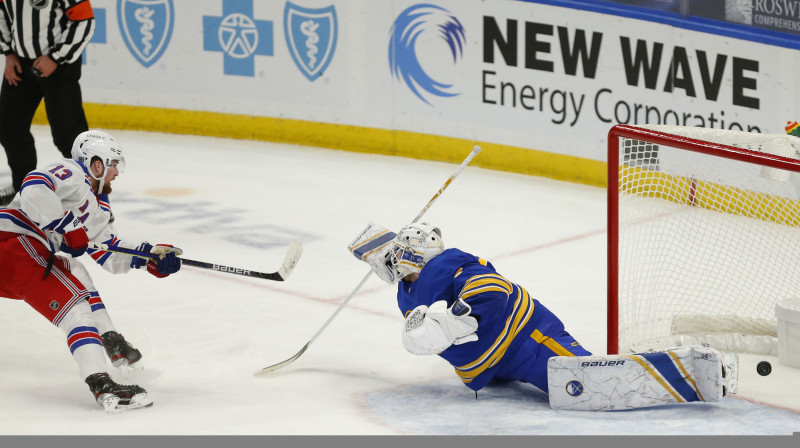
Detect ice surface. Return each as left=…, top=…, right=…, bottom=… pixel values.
left=0, top=126, right=797, bottom=435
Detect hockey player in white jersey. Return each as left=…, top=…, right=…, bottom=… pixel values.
left=0, top=130, right=181, bottom=412
left=349, top=222, right=739, bottom=411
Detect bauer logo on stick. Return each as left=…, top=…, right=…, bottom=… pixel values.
left=212, top=264, right=251, bottom=275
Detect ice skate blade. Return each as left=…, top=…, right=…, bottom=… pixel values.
left=100, top=393, right=154, bottom=414
left=99, top=394, right=120, bottom=413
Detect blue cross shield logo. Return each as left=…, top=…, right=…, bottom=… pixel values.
left=203, top=0, right=273, bottom=77
left=284, top=2, right=337, bottom=81
left=117, top=0, right=174, bottom=68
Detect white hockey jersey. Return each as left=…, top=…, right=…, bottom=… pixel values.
left=0, top=158, right=140, bottom=274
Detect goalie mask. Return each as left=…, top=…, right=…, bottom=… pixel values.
left=71, top=130, right=125, bottom=193
left=386, top=222, right=444, bottom=282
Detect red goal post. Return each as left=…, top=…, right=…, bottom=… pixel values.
left=607, top=124, right=800, bottom=355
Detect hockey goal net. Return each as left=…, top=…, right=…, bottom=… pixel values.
left=608, top=124, right=800, bottom=355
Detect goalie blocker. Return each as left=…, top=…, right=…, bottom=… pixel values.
left=548, top=345, right=739, bottom=411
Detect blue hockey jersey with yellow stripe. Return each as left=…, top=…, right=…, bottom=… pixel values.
left=397, top=248, right=558, bottom=391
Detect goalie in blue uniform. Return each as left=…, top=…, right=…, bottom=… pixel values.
left=349, top=222, right=739, bottom=411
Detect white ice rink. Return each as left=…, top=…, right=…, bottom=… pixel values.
left=1, top=126, right=799, bottom=435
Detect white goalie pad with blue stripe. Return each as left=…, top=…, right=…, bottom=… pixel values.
left=547, top=345, right=733, bottom=411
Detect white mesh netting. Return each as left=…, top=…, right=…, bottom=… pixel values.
left=615, top=125, right=800, bottom=355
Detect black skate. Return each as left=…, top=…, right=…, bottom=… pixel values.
left=85, top=372, right=153, bottom=413
left=0, top=184, right=15, bottom=206
left=101, top=331, right=142, bottom=367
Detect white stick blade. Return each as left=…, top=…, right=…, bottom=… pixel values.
left=277, top=241, right=303, bottom=280
left=254, top=344, right=309, bottom=376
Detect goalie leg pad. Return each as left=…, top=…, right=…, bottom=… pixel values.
left=547, top=345, right=727, bottom=411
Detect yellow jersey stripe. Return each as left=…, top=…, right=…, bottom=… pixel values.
left=462, top=274, right=513, bottom=289
left=459, top=274, right=513, bottom=299
left=530, top=330, right=575, bottom=357
left=455, top=287, right=535, bottom=381
left=623, top=355, right=685, bottom=403
left=455, top=287, right=527, bottom=370
left=456, top=303, right=518, bottom=373
left=460, top=285, right=513, bottom=300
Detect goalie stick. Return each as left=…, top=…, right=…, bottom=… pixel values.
left=87, top=241, right=303, bottom=282
left=255, top=145, right=482, bottom=376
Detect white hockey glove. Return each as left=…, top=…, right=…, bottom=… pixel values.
left=348, top=222, right=398, bottom=283
left=401, top=300, right=479, bottom=355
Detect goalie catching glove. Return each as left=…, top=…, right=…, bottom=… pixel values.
left=402, top=300, right=479, bottom=355
left=347, top=222, right=398, bottom=283
left=130, top=242, right=183, bottom=278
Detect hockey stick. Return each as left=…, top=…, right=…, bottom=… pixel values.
left=255, top=145, right=482, bottom=375
left=87, top=241, right=303, bottom=282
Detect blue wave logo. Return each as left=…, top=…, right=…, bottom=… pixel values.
left=389, top=4, right=465, bottom=106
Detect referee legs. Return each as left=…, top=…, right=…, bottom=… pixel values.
left=41, top=59, right=89, bottom=158
left=0, top=62, right=42, bottom=192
